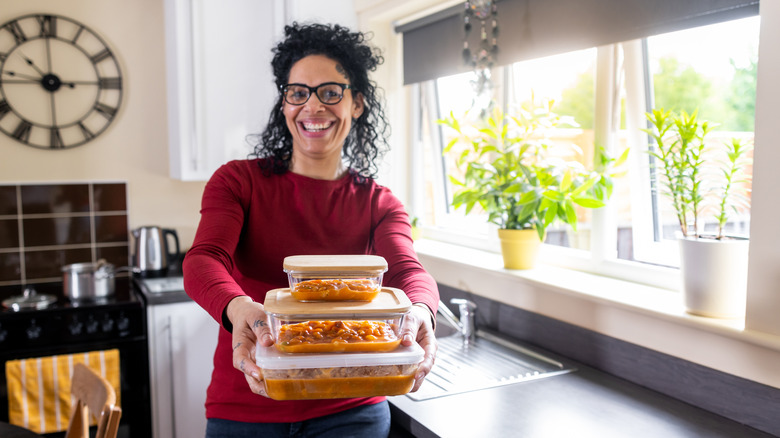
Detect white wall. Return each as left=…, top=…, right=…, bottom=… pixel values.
left=0, top=0, right=360, bottom=249
left=0, top=0, right=206, bottom=248
left=283, top=0, right=358, bottom=27
left=746, top=0, right=780, bottom=335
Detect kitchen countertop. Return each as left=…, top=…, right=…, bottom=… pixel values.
left=133, top=275, right=189, bottom=305
left=389, top=350, right=775, bottom=438
left=129, top=270, right=775, bottom=437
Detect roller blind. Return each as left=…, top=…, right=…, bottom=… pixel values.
left=397, top=0, right=759, bottom=84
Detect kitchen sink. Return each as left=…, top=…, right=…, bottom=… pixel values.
left=407, top=311, right=576, bottom=401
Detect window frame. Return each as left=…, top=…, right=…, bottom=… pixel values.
left=415, top=41, right=686, bottom=290
left=357, top=0, right=780, bottom=344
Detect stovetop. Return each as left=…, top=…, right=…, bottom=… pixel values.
left=0, top=276, right=142, bottom=314
left=0, top=277, right=146, bottom=353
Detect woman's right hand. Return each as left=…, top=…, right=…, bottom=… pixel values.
left=225, top=296, right=275, bottom=397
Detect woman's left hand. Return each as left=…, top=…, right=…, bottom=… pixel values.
left=401, top=304, right=437, bottom=392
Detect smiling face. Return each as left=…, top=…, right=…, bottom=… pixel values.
left=283, top=54, right=364, bottom=179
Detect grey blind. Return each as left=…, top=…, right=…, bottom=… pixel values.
left=397, top=0, right=759, bottom=85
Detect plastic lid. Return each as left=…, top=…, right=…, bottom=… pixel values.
left=283, top=255, right=388, bottom=274
left=256, top=341, right=424, bottom=369
left=263, top=287, right=412, bottom=316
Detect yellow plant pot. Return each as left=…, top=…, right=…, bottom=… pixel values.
left=497, top=229, right=543, bottom=270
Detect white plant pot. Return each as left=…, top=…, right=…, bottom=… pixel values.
left=678, top=235, right=749, bottom=318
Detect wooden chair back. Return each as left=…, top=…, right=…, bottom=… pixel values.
left=65, top=363, right=122, bottom=438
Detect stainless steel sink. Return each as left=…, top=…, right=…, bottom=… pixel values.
left=407, top=310, right=576, bottom=401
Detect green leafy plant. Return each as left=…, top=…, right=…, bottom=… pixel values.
left=438, top=100, right=628, bottom=241
left=643, top=108, right=752, bottom=239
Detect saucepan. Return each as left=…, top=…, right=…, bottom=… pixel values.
left=62, top=259, right=131, bottom=301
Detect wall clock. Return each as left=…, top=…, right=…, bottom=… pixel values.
left=0, top=14, right=123, bottom=149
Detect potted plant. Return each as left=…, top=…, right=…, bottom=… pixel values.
left=644, top=108, right=753, bottom=318
left=410, top=215, right=422, bottom=241
left=438, top=100, right=627, bottom=269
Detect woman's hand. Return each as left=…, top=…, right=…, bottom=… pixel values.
left=225, top=296, right=275, bottom=397
left=401, top=304, right=438, bottom=392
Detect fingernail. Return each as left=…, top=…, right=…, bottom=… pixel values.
left=251, top=371, right=260, bottom=379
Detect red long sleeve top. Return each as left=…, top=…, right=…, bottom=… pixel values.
left=183, top=159, right=439, bottom=423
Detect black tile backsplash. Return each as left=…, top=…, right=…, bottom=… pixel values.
left=20, top=184, right=91, bottom=214
left=0, top=252, right=21, bottom=282
left=0, top=186, right=17, bottom=215
left=95, top=215, right=130, bottom=243
left=0, top=219, right=19, bottom=249
left=0, top=183, right=129, bottom=286
left=24, top=248, right=93, bottom=279
left=93, top=183, right=127, bottom=212
left=22, top=217, right=92, bottom=247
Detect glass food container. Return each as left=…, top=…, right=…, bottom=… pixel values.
left=255, top=341, right=424, bottom=400
left=263, top=287, right=411, bottom=353
left=283, top=255, right=388, bottom=301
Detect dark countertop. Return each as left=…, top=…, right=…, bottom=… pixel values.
left=133, top=275, right=191, bottom=305
left=389, top=350, right=775, bottom=438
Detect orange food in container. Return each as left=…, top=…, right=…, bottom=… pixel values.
left=255, top=341, right=424, bottom=400
left=283, top=255, right=388, bottom=301
left=276, top=320, right=401, bottom=353
left=263, top=287, right=411, bottom=354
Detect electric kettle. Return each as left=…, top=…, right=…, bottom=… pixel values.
left=132, top=226, right=180, bottom=276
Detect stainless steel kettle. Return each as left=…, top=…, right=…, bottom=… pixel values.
left=132, top=226, right=180, bottom=275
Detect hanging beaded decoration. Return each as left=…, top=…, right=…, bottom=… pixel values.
left=462, top=1, right=499, bottom=97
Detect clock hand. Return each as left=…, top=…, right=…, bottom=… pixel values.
left=50, top=92, right=57, bottom=128
left=16, top=50, right=46, bottom=77
left=2, top=71, right=42, bottom=82
left=54, top=79, right=96, bottom=88
left=22, top=55, right=46, bottom=77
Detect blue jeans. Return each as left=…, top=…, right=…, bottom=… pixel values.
left=205, top=401, right=390, bottom=438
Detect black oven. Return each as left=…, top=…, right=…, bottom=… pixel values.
left=0, top=277, right=152, bottom=438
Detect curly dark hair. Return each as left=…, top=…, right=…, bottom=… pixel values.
left=249, top=22, right=390, bottom=181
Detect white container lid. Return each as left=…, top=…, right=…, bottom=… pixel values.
left=283, top=255, right=388, bottom=274
left=263, top=287, right=412, bottom=316
left=256, top=342, right=424, bottom=370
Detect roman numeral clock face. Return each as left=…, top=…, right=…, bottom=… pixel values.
left=0, top=14, right=123, bottom=149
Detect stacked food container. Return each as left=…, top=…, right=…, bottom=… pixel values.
left=255, top=255, right=424, bottom=400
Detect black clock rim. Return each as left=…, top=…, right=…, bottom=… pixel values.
left=0, top=13, right=123, bottom=149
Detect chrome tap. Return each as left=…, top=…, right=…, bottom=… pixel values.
left=438, top=298, right=478, bottom=344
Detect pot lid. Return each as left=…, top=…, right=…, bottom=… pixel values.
left=62, top=259, right=115, bottom=274
left=2, top=287, right=57, bottom=311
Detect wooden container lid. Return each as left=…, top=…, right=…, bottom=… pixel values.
left=283, top=255, right=388, bottom=274
left=264, top=287, right=411, bottom=316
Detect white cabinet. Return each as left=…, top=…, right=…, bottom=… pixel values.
left=163, top=0, right=358, bottom=181
left=164, top=0, right=280, bottom=181
left=147, top=300, right=219, bottom=438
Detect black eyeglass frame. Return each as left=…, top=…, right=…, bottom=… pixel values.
left=280, top=82, right=353, bottom=105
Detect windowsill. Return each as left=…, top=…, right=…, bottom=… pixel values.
left=414, top=239, right=780, bottom=389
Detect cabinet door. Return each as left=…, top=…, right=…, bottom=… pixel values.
left=148, top=301, right=219, bottom=438
left=163, top=0, right=359, bottom=181
left=169, top=301, right=219, bottom=438
left=164, top=0, right=279, bottom=181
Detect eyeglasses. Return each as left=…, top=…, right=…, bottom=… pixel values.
left=280, top=82, right=352, bottom=105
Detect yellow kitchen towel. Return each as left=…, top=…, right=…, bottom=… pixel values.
left=5, top=349, right=121, bottom=434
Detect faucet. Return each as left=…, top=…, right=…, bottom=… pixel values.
left=438, top=298, right=478, bottom=344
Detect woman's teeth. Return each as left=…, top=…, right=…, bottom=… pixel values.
left=303, top=122, right=331, bottom=132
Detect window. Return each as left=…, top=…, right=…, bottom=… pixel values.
left=630, top=18, right=757, bottom=267
left=414, top=16, right=759, bottom=285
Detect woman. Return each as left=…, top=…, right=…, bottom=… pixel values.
left=183, top=22, right=439, bottom=438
